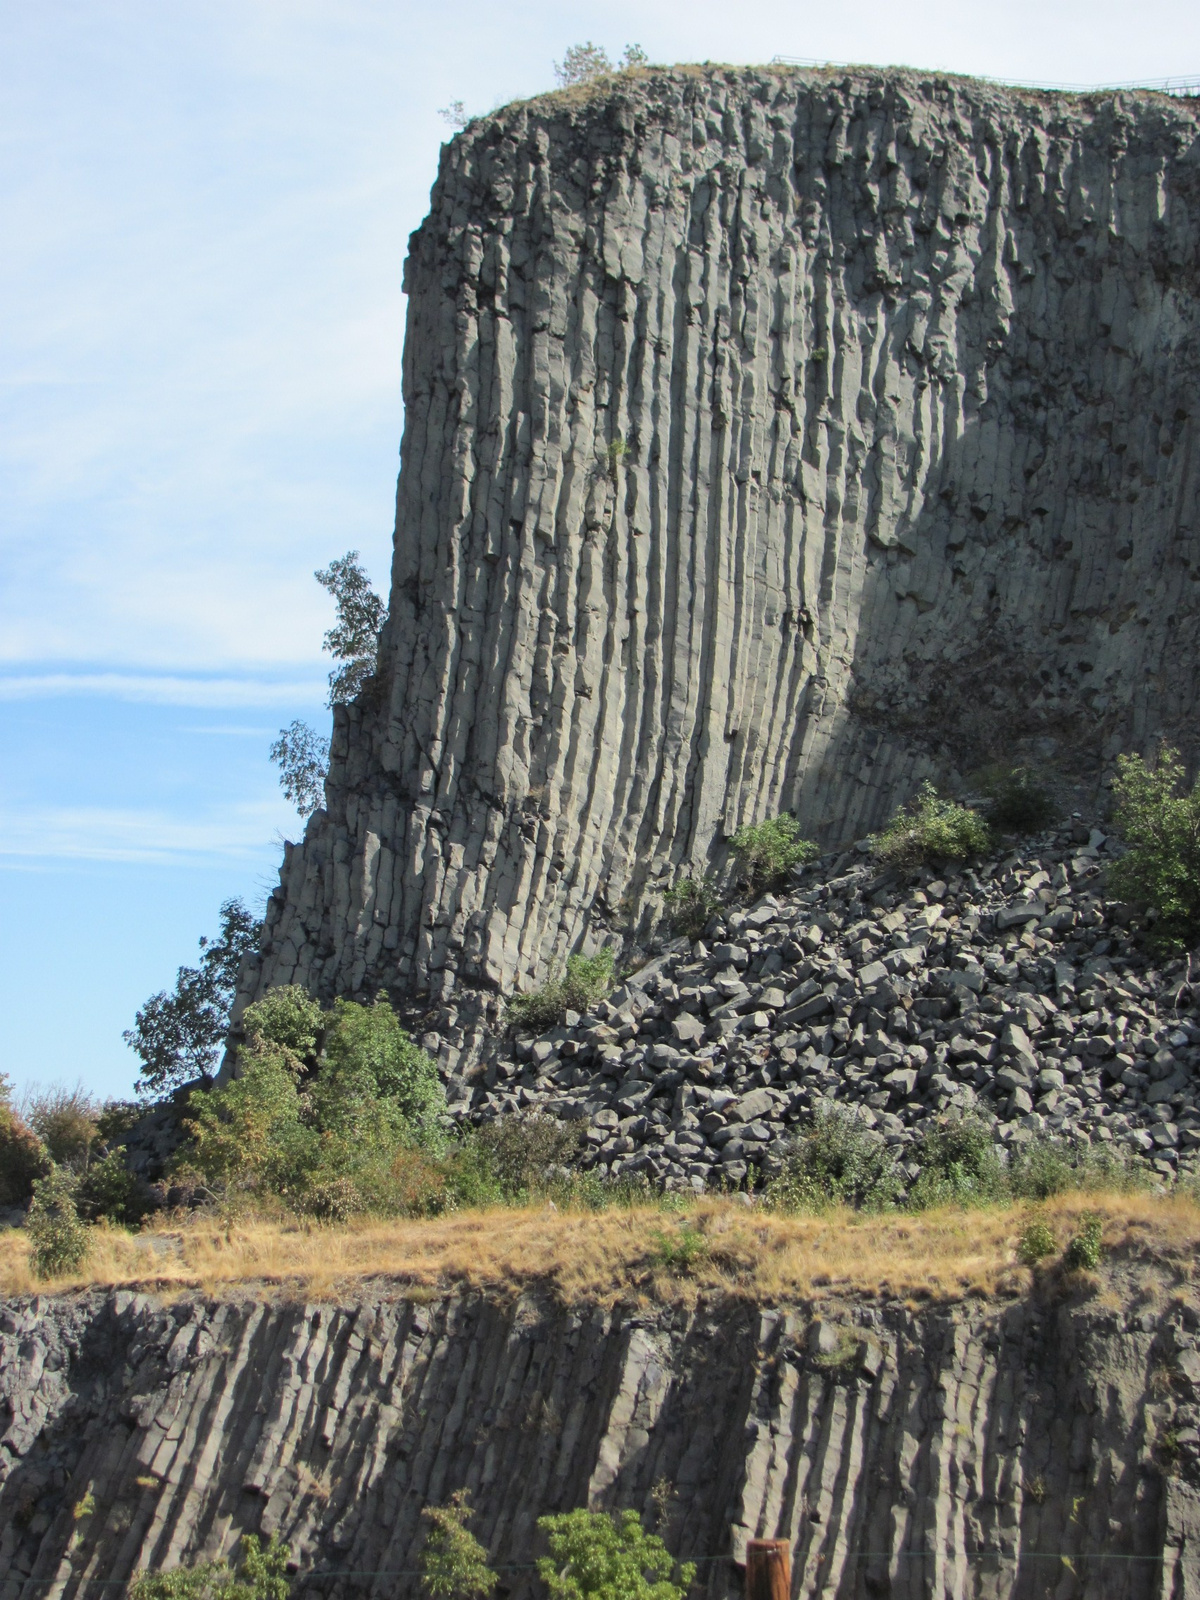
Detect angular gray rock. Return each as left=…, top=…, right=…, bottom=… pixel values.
left=243, top=65, right=1200, bottom=1040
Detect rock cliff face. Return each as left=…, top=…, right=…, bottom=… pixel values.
left=246, top=65, right=1200, bottom=1030
left=5, top=1277, right=1200, bottom=1598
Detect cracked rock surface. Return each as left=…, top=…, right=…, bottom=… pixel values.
left=4, top=1275, right=1200, bottom=1598
left=242, top=64, right=1200, bottom=1064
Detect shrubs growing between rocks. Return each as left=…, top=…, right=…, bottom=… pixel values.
left=662, top=876, right=722, bottom=939
left=1109, top=746, right=1200, bottom=950
left=766, top=1107, right=902, bottom=1213
left=871, top=782, right=991, bottom=867
left=506, top=949, right=616, bottom=1033
left=730, top=814, right=817, bottom=889
left=981, top=766, right=1058, bottom=834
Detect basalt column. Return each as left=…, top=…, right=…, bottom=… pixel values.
left=245, top=67, right=1200, bottom=1024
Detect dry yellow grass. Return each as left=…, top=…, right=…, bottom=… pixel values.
left=5, top=1190, right=1200, bottom=1305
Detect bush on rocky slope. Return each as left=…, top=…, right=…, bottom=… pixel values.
left=871, top=782, right=991, bottom=867
left=730, top=814, right=818, bottom=889
left=1109, top=745, right=1200, bottom=951
left=506, top=949, right=616, bottom=1032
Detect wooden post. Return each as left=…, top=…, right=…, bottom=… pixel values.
left=745, top=1539, right=791, bottom=1600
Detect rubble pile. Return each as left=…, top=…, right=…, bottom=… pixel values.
left=461, top=823, right=1200, bottom=1191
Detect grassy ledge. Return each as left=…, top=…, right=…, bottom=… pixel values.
left=3, top=1190, right=1199, bottom=1306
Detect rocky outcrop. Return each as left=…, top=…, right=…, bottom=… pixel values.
left=4, top=1273, right=1200, bottom=1598
left=245, top=65, right=1200, bottom=1041
left=459, top=818, right=1200, bottom=1191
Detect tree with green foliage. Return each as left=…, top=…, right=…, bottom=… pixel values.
left=420, top=1490, right=497, bottom=1600
left=179, top=1042, right=307, bottom=1203
left=26, top=1165, right=90, bottom=1278
left=729, top=815, right=817, bottom=889
left=241, top=985, right=325, bottom=1058
left=130, top=1534, right=291, bottom=1600
left=321, top=997, right=445, bottom=1133
left=980, top=766, right=1057, bottom=833
left=553, top=43, right=647, bottom=87
left=269, top=721, right=330, bottom=818
left=0, top=1073, right=48, bottom=1206
left=536, top=1509, right=695, bottom=1600
left=315, top=550, right=385, bottom=706
left=870, top=782, right=990, bottom=868
left=125, top=899, right=262, bottom=1092
left=1109, top=745, right=1200, bottom=949
left=506, top=949, right=616, bottom=1032
left=271, top=550, right=385, bottom=815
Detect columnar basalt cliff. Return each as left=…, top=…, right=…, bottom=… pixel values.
left=5, top=1276, right=1200, bottom=1598
left=246, top=66, right=1200, bottom=1030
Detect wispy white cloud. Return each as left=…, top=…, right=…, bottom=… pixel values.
left=0, top=800, right=301, bottom=866
left=0, top=673, right=327, bottom=707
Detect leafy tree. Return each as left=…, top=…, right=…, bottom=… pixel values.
left=76, top=1150, right=151, bottom=1226
left=26, top=1165, right=90, bottom=1278
left=21, top=1084, right=98, bottom=1171
left=125, top=900, right=262, bottom=1093
left=320, top=997, right=445, bottom=1136
left=315, top=550, right=385, bottom=706
left=269, top=721, right=330, bottom=817
left=178, top=1042, right=307, bottom=1201
left=553, top=43, right=647, bottom=86
left=270, top=551, right=384, bottom=815
left=130, top=1535, right=291, bottom=1600
left=729, top=814, right=817, bottom=889
left=1109, top=745, right=1200, bottom=949
left=471, top=1114, right=580, bottom=1198
left=421, top=1490, right=497, bottom=1600
left=908, top=1115, right=1005, bottom=1207
left=0, top=1074, right=48, bottom=1206
left=241, top=985, right=325, bottom=1058
left=536, top=1509, right=695, bottom=1600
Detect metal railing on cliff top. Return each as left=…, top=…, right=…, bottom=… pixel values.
left=769, top=58, right=1200, bottom=97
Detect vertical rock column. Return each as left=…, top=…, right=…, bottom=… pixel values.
left=246, top=67, right=1200, bottom=1023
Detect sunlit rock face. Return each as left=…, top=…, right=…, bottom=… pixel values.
left=246, top=66, right=1200, bottom=1027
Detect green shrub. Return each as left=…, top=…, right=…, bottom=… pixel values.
left=536, top=1509, right=695, bottom=1600
left=662, top=876, right=722, bottom=939
left=729, top=814, right=817, bottom=889
left=1008, top=1136, right=1145, bottom=1200
left=765, top=1106, right=900, bottom=1212
left=506, top=949, right=615, bottom=1032
left=982, top=766, right=1058, bottom=833
left=908, top=1115, right=1005, bottom=1208
left=1017, top=1217, right=1057, bottom=1265
left=870, top=782, right=991, bottom=868
left=178, top=1041, right=307, bottom=1202
left=647, top=1220, right=708, bottom=1273
left=321, top=997, right=445, bottom=1137
left=1064, top=1212, right=1104, bottom=1271
left=420, top=1490, right=496, bottom=1600
left=130, top=1534, right=291, bottom=1600
left=26, top=1166, right=90, bottom=1278
left=241, top=986, right=324, bottom=1058
left=77, top=1151, right=151, bottom=1226
left=1108, top=746, right=1200, bottom=950
left=0, top=1074, right=47, bottom=1207
left=470, top=1115, right=580, bottom=1199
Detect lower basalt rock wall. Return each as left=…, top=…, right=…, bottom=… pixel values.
left=4, top=1278, right=1200, bottom=1598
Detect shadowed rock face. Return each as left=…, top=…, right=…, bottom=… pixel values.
left=3, top=1284, right=1200, bottom=1598
left=247, top=66, right=1200, bottom=1022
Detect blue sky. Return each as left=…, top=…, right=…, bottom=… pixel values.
left=4, top=0, right=1199, bottom=1103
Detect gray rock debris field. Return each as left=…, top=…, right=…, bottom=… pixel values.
left=459, top=822, right=1200, bottom=1191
